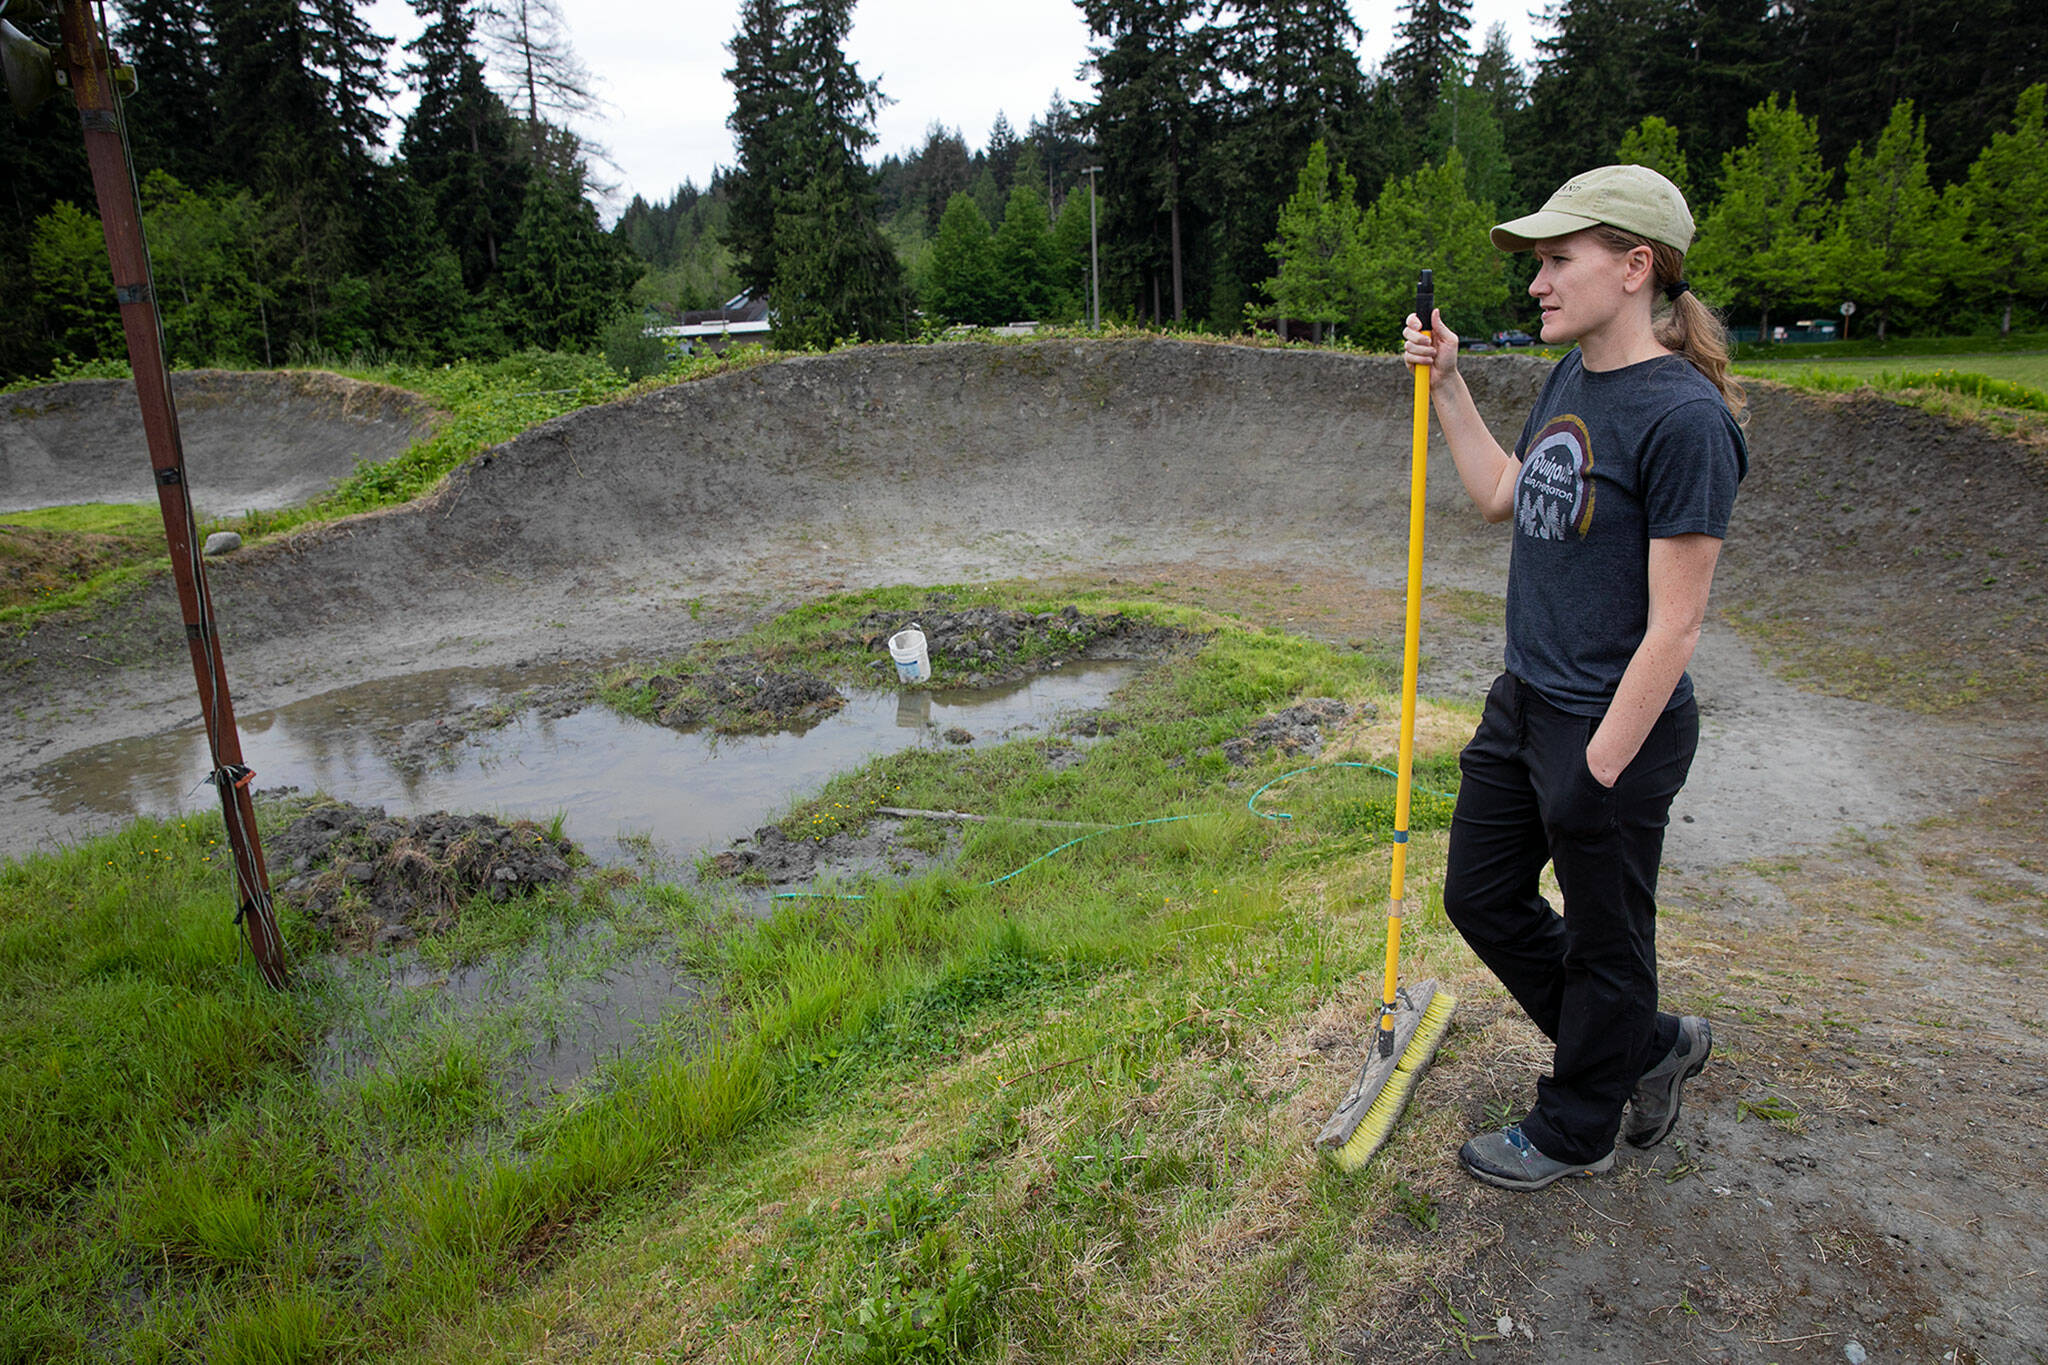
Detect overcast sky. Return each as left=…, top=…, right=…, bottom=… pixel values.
left=365, top=1, right=1544, bottom=215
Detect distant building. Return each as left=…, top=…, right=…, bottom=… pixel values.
left=651, top=289, right=774, bottom=354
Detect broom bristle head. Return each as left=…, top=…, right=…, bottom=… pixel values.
left=1321, top=989, right=1457, bottom=1173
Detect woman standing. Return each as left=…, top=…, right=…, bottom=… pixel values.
left=1401, top=165, right=1747, bottom=1191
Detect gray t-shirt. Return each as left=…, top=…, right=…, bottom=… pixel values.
left=1504, top=350, right=1747, bottom=716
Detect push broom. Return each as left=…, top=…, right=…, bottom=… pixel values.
left=1317, top=270, right=1458, bottom=1172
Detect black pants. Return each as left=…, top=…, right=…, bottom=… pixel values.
left=1443, top=673, right=1697, bottom=1164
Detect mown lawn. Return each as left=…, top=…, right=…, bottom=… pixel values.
left=1738, top=350, right=2048, bottom=391
left=2, top=588, right=1489, bottom=1363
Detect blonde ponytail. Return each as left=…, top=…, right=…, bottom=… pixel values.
left=1589, top=226, right=1747, bottom=424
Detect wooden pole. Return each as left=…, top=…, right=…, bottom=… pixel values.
left=54, top=0, right=288, bottom=988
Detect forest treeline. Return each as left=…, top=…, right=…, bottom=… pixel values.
left=4, top=0, right=2045, bottom=386
left=2, top=0, right=636, bottom=384
left=717, top=0, right=2048, bottom=346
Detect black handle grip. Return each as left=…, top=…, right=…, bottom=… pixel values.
left=1415, top=269, right=1434, bottom=335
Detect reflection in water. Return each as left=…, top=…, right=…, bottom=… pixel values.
left=15, top=662, right=1136, bottom=862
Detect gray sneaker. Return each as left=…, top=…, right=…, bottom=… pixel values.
left=1459, top=1124, right=1614, bottom=1190
left=1624, top=1015, right=1712, bottom=1149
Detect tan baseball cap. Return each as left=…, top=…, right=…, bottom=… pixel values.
left=1490, top=164, right=1695, bottom=254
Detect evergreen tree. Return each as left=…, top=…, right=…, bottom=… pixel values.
left=207, top=0, right=391, bottom=349
left=1830, top=100, right=1939, bottom=341
left=1654, top=0, right=1779, bottom=184
left=909, top=123, right=973, bottom=232
left=361, top=162, right=489, bottom=360
left=967, top=163, right=1004, bottom=226
left=925, top=192, right=1001, bottom=325
left=1780, top=0, right=2048, bottom=184
left=1616, top=114, right=1689, bottom=200
left=986, top=111, right=1022, bottom=195
left=1954, top=84, right=2048, bottom=337
left=1202, top=0, right=1368, bottom=327
left=115, top=1, right=223, bottom=189
left=501, top=166, right=633, bottom=350
left=1386, top=0, right=1474, bottom=125
left=993, top=182, right=1057, bottom=320
left=1470, top=22, right=1526, bottom=128
left=1263, top=139, right=1367, bottom=340
left=724, top=0, right=902, bottom=341
left=0, top=3, right=92, bottom=379
left=1080, top=0, right=1209, bottom=324
left=1011, top=141, right=1047, bottom=214
left=1518, top=0, right=1673, bottom=207
left=772, top=158, right=904, bottom=346
left=402, top=0, right=527, bottom=292
left=1690, top=95, right=1834, bottom=342
left=617, top=179, right=742, bottom=313
left=724, top=0, right=800, bottom=294
left=1027, top=92, right=1092, bottom=211
left=767, top=0, right=904, bottom=345
left=1354, top=148, right=1507, bottom=338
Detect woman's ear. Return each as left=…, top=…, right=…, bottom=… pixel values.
left=1622, top=245, right=1656, bottom=294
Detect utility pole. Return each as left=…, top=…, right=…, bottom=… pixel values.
left=7, top=0, right=290, bottom=988
left=1083, top=165, right=1104, bottom=331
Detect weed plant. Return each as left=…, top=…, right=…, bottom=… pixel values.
left=1, top=598, right=1483, bottom=1360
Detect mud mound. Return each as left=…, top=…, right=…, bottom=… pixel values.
left=620, top=658, right=846, bottom=734
left=1221, top=696, right=1361, bottom=765
left=1, top=369, right=437, bottom=514
left=269, top=800, right=576, bottom=948
left=706, top=820, right=947, bottom=889
left=859, top=603, right=1199, bottom=684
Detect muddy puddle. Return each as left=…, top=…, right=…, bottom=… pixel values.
left=10, top=661, right=1142, bottom=863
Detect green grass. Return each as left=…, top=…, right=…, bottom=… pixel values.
left=1, top=595, right=1479, bottom=1362
left=0, top=502, right=165, bottom=537
left=1738, top=352, right=2048, bottom=393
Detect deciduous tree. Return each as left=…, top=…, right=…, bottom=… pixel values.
left=1354, top=148, right=1507, bottom=339
left=1830, top=100, right=1939, bottom=341
left=1263, top=139, right=1365, bottom=340
left=1953, top=84, right=2048, bottom=337
left=1615, top=115, right=1689, bottom=200
left=1690, top=95, right=1834, bottom=342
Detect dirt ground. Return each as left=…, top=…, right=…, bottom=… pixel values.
left=1, top=341, right=2043, bottom=1361
left=1, top=369, right=437, bottom=514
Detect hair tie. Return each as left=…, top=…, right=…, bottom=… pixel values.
left=1665, top=280, right=1692, bottom=302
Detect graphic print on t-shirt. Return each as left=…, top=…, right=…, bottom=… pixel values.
left=1516, top=414, right=1595, bottom=541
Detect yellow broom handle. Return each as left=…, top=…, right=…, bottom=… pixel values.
left=1381, top=276, right=1433, bottom=1028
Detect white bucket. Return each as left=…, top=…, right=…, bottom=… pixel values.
left=887, top=623, right=931, bottom=683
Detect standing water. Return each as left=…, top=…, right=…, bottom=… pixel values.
left=10, top=661, right=1141, bottom=863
